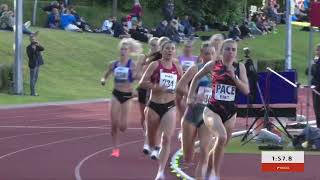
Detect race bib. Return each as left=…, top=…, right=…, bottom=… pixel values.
left=160, top=72, right=177, bottom=90
left=114, top=67, right=129, bottom=82
left=197, top=86, right=212, bottom=104
left=214, top=84, right=236, bottom=101
left=181, top=61, right=194, bottom=71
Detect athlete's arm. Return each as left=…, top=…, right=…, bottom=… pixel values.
left=176, top=64, right=198, bottom=96
left=187, top=61, right=213, bottom=104
left=135, top=54, right=147, bottom=80
left=100, top=61, right=115, bottom=86
left=232, top=63, right=250, bottom=95
left=138, top=61, right=165, bottom=93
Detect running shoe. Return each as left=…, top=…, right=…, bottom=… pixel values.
left=150, top=146, right=160, bottom=160
left=143, top=144, right=151, bottom=155
left=110, top=148, right=120, bottom=158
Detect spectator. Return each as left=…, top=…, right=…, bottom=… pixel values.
left=100, top=16, right=114, bottom=34
left=0, top=10, right=35, bottom=35
left=165, top=19, right=181, bottom=43
left=112, top=17, right=130, bottom=38
left=180, top=15, right=193, bottom=37
left=69, top=6, right=93, bottom=32
left=42, top=1, right=60, bottom=14
left=59, top=9, right=82, bottom=32
left=131, top=0, right=143, bottom=21
left=47, top=8, right=60, bottom=29
left=228, top=23, right=241, bottom=41
left=239, top=21, right=253, bottom=39
left=0, top=4, right=8, bottom=17
left=26, top=35, right=45, bottom=96
left=152, top=20, right=168, bottom=37
left=163, top=0, right=174, bottom=22
left=129, top=20, right=151, bottom=42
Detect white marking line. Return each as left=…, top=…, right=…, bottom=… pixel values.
left=0, top=114, right=107, bottom=126
left=0, top=111, right=106, bottom=121
left=0, top=129, right=79, bottom=141
left=75, top=139, right=143, bottom=180
left=0, top=133, right=108, bottom=160
left=40, top=119, right=108, bottom=127
left=0, top=125, right=144, bottom=130
left=0, top=98, right=110, bottom=110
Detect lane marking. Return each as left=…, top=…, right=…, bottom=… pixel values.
left=0, top=133, right=108, bottom=160
left=74, top=139, right=143, bottom=180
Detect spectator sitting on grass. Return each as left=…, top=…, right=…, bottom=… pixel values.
left=0, top=10, right=36, bottom=35
left=152, top=20, right=168, bottom=37
left=47, top=8, right=60, bottom=29
left=42, top=1, right=60, bottom=14
left=112, top=17, right=130, bottom=38
left=165, top=19, right=181, bottom=43
left=59, top=9, right=82, bottom=32
left=129, top=20, right=152, bottom=42
left=69, top=6, right=93, bottom=32
left=0, top=4, right=8, bottom=17
left=180, top=15, right=193, bottom=37
left=99, top=16, right=114, bottom=34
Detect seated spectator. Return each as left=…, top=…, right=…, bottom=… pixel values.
left=165, top=19, right=181, bottom=43
left=152, top=20, right=167, bottom=37
left=100, top=16, right=114, bottom=34
left=69, top=6, right=93, bottom=32
left=180, top=15, right=193, bottom=37
left=228, top=23, right=241, bottom=41
left=47, top=8, right=60, bottom=29
left=59, top=10, right=82, bottom=32
left=294, top=5, right=308, bottom=22
left=239, top=21, right=253, bottom=39
left=0, top=10, right=35, bottom=35
left=129, top=20, right=151, bottom=42
left=112, top=17, right=130, bottom=38
left=248, top=21, right=263, bottom=35
left=42, top=1, right=60, bottom=14
left=0, top=4, right=9, bottom=17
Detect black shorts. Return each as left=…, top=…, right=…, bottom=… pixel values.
left=206, top=103, right=236, bottom=124
left=147, top=101, right=175, bottom=120
left=184, top=104, right=205, bottom=128
left=137, top=87, right=148, bottom=105
left=112, top=89, right=132, bottom=104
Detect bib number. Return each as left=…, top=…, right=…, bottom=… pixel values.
left=214, top=84, right=236, bottom=101
left=114, top=67, right=129, bottom=82
left=197, top=86, right=212, bottom=104
left=160, top=72, right=177, bottom=90
left=182, top=61, right=194, bottom=72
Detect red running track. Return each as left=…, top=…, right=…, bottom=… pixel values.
left=0, top=89, right=318, bottom=180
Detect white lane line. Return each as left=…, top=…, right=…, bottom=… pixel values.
left=0, top=133, right=108, bottom=160
left=41, top=119, right=108, bottom=127
left=0, top=98, right=110, bottom=110
left=0, top=129, right=80, bottom=141
left=0, top=112, right=106, bottom=121
left=74, top=139, right=143, bottom=180
left=0, top=125, right=144, bottom=130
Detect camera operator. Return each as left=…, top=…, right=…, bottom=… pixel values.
left=243, top=47, right=258, bottom=103
left=26, top=35, right=45, bottom=96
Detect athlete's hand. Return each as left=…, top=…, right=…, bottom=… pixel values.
left=186, top=95, right=195, bottom=106
left=100, top=78, right=106, bottom=86
left=226, top=65, right=237, bottom=80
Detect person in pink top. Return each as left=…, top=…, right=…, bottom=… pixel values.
left=131, top=0, right=143, bottom=21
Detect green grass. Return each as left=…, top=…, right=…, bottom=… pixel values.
left=0, top=25, right=319, bottom=105
left=226, top=136, right=320, bottom=155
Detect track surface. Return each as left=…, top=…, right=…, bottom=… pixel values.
left=0, top=89, right=319, bottom=180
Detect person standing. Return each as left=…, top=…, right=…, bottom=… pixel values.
left=26, top=35, right=44, bottom=96
left=311, top=43, right=320, bottom=128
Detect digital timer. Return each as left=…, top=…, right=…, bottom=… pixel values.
left=261, top=151, right=304, bottom=172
